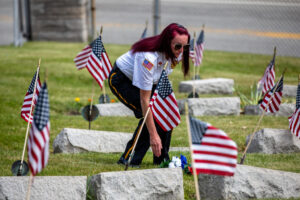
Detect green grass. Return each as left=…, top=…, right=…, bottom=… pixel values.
left=1, top=42, right=300, bottom=199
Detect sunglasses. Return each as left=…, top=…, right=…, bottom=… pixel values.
left=174, top=43, right=190, bottom=51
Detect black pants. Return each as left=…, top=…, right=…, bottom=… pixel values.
left=108, top=63, right=172, bottom=165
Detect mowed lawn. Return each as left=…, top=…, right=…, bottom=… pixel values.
left=0, top=42, right=300, bottom=200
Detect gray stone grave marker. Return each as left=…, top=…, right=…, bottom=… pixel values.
left=179, top=78, right=234, bottom=94
left=88, top=168, right=184, bottom=200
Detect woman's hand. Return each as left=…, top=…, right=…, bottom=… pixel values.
left=149, top=130, right=162, bottom=157
left=140, top=89, right=162, bottom=157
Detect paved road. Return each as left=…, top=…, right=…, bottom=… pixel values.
left=96, top=0, right=300, bottom=57
left=1, top=0, right=300, bottom=57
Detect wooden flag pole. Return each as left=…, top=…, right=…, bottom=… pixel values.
left=193, top=32, right=196, bottom=98
left=125, top=107, right=151, bottom=171
left=185, top=102, right=201, bottom=200
left=196, top=24, right=205, bottom=78
left=89, top=80, right=95, bottom=130
left=26, top=174, right=33, bottom=200
left=19, top=58, right=41, bottom=175
left=125, top=62, right=169, bottom=170
left=26, top=68, right=48, bottom=200
left=240, top=68, right=286, bottom=164
left=99, top=26, right=107, bottom=104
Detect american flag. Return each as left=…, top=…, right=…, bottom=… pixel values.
left=27, top=82, right=50, bottom=176
left=21, top=71, right=42, bottom=123
left=189, top=116, right=238, bottom=176
left=288, top=83, right=300, bottom=139
left=258, top=54, right=276, bottom=94
left=189, top=30, right=204, bottom=67
left=150, top=70, right=180, bottom=131
left=74, top=36, right=112, bottom=88
left=259, top=76, right=284, bottom=113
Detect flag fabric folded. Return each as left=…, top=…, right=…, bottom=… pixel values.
left=288, top=83, right=300, bottom=139
left=150, top=69, right=180, bottom=131
left=189, top=30, right=204, bottom=67
left=74, top=35, right=112, bottom=88
left=189, top=38, right=194, bottom=59
left=73, top=46, right=92, bottom=70
left=21, top=71, right=42, bottom=123
left=189, top=116, right=238, bottom=176
left=259, top=76, right=284, bottom=113
left=258, top=54, right=276, bottom=94
left=27, top=82, right=50, bottom=176
left=140, top=26, right=147, bottom=39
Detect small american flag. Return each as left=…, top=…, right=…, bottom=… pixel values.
left=150, top=70, right=180, bottom=131
left=74, top=36, right=112, bottom=88
left=27, top=82, right=50, bottom=176
left=189, top=116, right=238, bottom=176
left=189, top=30, right=204, bottom=67
left=259, top=76, right=283, bottom=113
left=21, top=71, right=42, bottom=123
left=258, top=54, right=276, bottom=94
left=288, top=83, right=300, bottom=139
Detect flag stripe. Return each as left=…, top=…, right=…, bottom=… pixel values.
left=199, top=141, right=238, bottom=151
left=150, top=70, right=180, bottom=131
left=191, top=30, right=204, bottom=66
left=74, top=46, right=92, bottom=70
left=194, top=163, right=236, bottom=172
left=193, top=144, right=237, bottom=156
left=28, top=83, right=50, bottom=176
left=258, top=54, right=276, bottom=95
left=293, top=112, right=300, bottom=136
left=293, top=112, right=300, bottom=134
left=259, top=77, right=283, bottom=113
left=86, top=54, right=105, bottom=88
left=289, top=83, right=300, bottom=138
left=189, top=116, right=237, bottom=176
left=194, top=159, right=237, bottom=167
left=153, top=95, right=180, bottom=127
left=193, top=150, right=237, bottom=160
left=151, top=103, right=172, bottom=131
left=102, top=52, right=112, bottom=78
left=20, top=72, right=41, bottom=123
left=74, top=36, right=113, bottom=87
left=194, top=163, right=236, bottom=174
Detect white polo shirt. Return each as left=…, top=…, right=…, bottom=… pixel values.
left=116, top=51, right=173, bottom=91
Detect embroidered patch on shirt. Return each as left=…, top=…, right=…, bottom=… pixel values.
left=142, top=59, right=154, bottom=71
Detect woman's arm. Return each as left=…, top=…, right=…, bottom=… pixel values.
left=140, top=89, right=162, bottom=157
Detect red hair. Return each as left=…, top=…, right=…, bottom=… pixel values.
left=131, top=23, right=190, bottom=76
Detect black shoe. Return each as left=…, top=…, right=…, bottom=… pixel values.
left=117, top=157, right=127, bottom=165
left=117, top=157, right=140, bottom=168
left=153, top=158, right=169, bottom=165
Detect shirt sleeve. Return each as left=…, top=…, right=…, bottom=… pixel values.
left=132, top=52, right=157, bottom=90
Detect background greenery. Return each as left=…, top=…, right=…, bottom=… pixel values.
left=0, top=42, right=300, bottom=200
